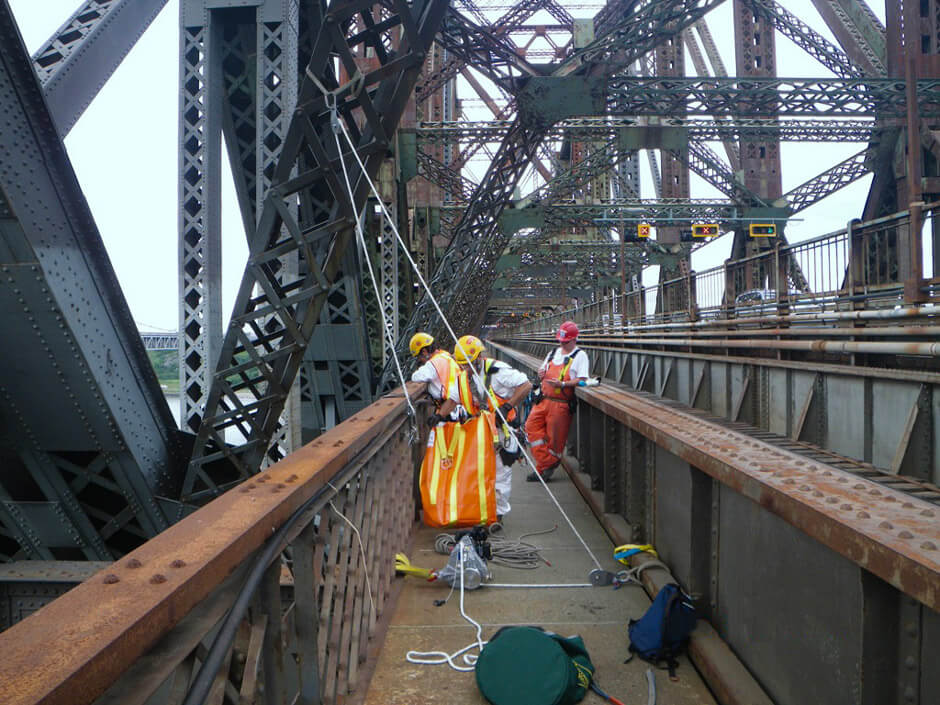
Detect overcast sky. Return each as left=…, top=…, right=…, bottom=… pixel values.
left=7, top=0, right=891, bottom=330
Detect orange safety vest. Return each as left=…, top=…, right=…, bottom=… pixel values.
left=428, top=350, right=459, bottom=403
left=541, top=349, right=580, bottom=401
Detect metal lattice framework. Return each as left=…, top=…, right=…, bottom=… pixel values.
left=183, top=0, right=449, bottom=499
left=384, top=1, right=731, bottom=388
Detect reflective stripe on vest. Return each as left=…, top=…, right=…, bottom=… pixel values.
left=457, top=369, right=481, bottom=416
left=542, top=350, right=578, bottom=401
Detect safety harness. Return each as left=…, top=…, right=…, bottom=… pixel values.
left=542, top=348, right=582, bottom=402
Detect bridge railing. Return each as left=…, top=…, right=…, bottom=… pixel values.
left=510, top=204, right=936, bottom=335
left=0, top=386, right=424, bottom=705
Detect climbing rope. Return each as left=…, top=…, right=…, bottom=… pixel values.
left=328, top=95, right=417, bottom=438
left=433, top=525, right=557, bottom=570
left=406, top=544, right=487, bottom=671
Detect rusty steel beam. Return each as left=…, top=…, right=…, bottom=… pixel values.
left=492, top=344, right=940, bottom=612
left=0, top=387, right=418, bottom=705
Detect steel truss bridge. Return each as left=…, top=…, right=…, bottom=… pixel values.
left=0, top=1, right=938, bottom=704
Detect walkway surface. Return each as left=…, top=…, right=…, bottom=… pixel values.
left=362, top=462, right=718, bottom=705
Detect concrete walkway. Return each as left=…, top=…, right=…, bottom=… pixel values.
left=362, top=462, right=718, bottom=705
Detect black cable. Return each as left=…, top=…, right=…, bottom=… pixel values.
left=181, top=485, right=329, bottom=705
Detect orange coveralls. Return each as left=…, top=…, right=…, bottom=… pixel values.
left=524, top=353, right=578, bottom=474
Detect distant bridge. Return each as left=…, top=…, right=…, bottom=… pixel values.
left=139, top=332, right=179, bottom=351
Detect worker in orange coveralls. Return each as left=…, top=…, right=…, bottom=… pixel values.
left=523, top=321, right=589, bottom=481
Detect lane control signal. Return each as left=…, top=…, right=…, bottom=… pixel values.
left=637, top=223, right=651, bottom=238
left=749, top=223, right=776, bottom=237
left=692, top=223, right=719, bottom=238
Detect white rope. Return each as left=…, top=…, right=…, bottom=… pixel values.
left=326, top=483, right=376, bottom=620
left=334, top=117, right=604, bottom=571
left=328, top=99, right=416, bottom=422
left=406, top=544, right=487, bottom=671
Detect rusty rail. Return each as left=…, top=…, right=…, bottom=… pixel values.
left=0, top=386, right=422, bottom=705
left=494, top=343, right=940, bottom=611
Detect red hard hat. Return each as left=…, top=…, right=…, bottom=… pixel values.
left=556, top=321, right=579, bottom=342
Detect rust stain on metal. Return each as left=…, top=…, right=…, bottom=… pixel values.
left=495, top=346, right=940, bottom=613
left=0, top=382, right=420, bottom=705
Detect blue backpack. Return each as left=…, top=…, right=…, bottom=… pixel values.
left=627, top=583, right=697, bottom=679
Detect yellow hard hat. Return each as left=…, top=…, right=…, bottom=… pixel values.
left=454, top=335, right=484, bottom=365
left=409, top=332, right=434, bottom=357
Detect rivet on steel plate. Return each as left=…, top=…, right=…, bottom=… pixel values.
left=826, top=497, right=838, bottom=504
left=857, top=511, right=870, bottom=519
left=171, top=560, right=186, bottom=569
left=822, top=470, right=832, bottom=476
left=898, top=531, right=914, bottom=539
left=800, top=485, right=811, bottom=491
left=286, top=474, right=299, bottom=482
left=837, top=477, right=847, bottom=483
left=921, top=509, right=935, bottom=517
left=853, top=484, right=866, bottom=490
left=126, top=558, right=142, bottom=569
left=239, top=487, right=251, bottom=493
left=813, top=490, right=823, bottom=497
left=870, top=489, right=881, bottom=495
left=902, top=502, right=914, bottom=509
left=884, top=496, right=896, bottom=503
left=334, top=440, right=344, bottom=447
left=150, top=574, right=167, bottom=584
left=103, top=574, right=120, bottom=584
left=784, top=478, right=796, bottom=485
left=840, top=504, right=852, bottom=510
left=879, top=521, right=894, bottom=530
left=921, top=541, right=937, bottom=550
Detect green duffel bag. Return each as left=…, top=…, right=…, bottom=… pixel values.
left=475, top=626, right=594, bottom=705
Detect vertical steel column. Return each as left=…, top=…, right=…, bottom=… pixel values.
left=179, top=2, right=224, bottom=434
left=655, top=33, right=690, bottom=316
left=729, top=0, right=783, bottom=291
left=257, top=0, right=301, bottom=456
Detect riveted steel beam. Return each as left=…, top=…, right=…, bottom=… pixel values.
left=30, top=0, right=169, bottom=137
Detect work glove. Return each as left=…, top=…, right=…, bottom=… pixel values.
left=426, top=413, right=444, bottom=428
left=497, top=402, right=514, bottom=420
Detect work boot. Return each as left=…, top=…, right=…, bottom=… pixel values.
left=542, top=464, right=556, bottom=480
left=526, top=471, right=540, bottom=482
left=490, top=516, right=504, bottom=534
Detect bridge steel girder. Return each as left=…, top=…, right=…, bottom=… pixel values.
left=412, top=117, right=881, bottom=144
left=29, top=0, right=169, bottom=137
left=178, top=1, right=305, bottom=451
left=605, top=76, right=940, bottom=117
left=383, top=1, right=730, bottom=391
left=183, top=0, right=450, bottom=500
left=810, top=0, right=887, bottom=77
left=0, top=3, right=184, bottom=558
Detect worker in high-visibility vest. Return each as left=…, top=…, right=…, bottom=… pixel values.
left=437, top=335, right=531, bottom=522
left=409, top=332, right=462, bottom=421
left=524, top=321, right=589, bottom=481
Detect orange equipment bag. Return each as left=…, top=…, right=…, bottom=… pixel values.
left=419, top=413, right=497, bottom=528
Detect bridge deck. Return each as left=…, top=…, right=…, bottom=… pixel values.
left=363, top=466, right=717, bottom=705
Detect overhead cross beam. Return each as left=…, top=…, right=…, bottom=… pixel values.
left=383, top=0, right=729, bottom=394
